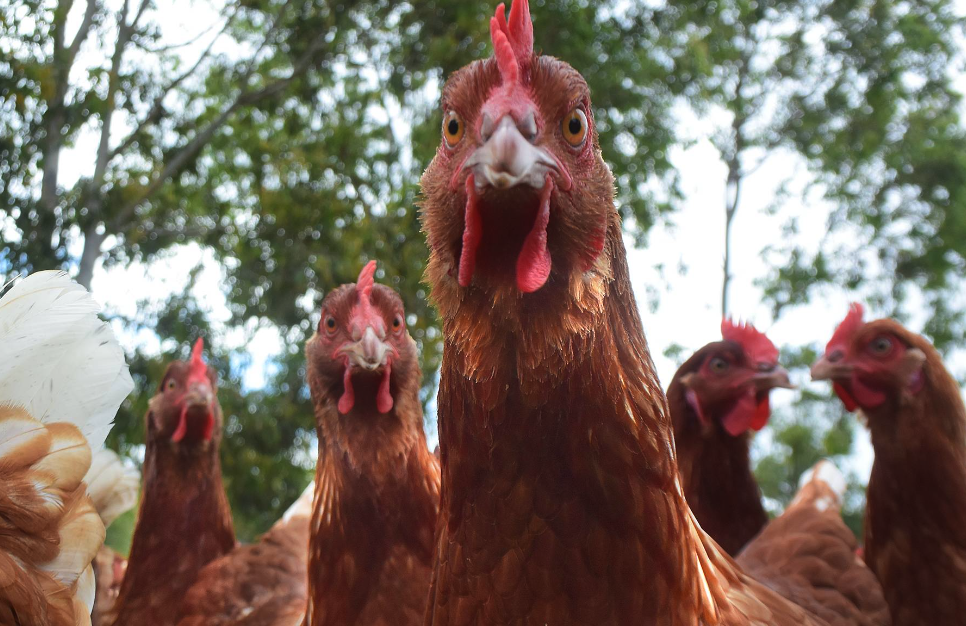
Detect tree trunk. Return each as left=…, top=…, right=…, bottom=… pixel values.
left=77, top=227, right=106, bottom=290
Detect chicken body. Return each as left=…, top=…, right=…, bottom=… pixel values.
left=0, top=271, right=133, bottom=626
left=420, top=1, right=885, bottom=623
left=301, top=262, right=440, bottom=626
left=176, top=484, right=313, bottom=626
left=670, top=333, right=887, bottom=625
left=110, top=342, right=236, bottom=626
left=813, top=305, right=966, bottom=625
left=668, top=327, right=791, bottom=555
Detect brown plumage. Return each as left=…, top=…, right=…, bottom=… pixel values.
left=668, top=327, right=792, bottom=555
left=812, top=305, right=966, bottom=625
left=110, top=342, right=235, bottom=626
left=300, top=262, right=440, bottom=626
left=737, top=461, right=891, bottom=626
left=420, top=2, right=885, bottom=623
left=92, top=546, right=126, bottom=626
left=670, top=331, right=888, bottom=625
left=176, top=485, right=313, bottom=626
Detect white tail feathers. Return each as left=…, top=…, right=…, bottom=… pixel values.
left=0, top=271, right=133, bottom=626
left=282, top=481, right=315, bottom=523
left=792, top=459, right=847, bottom=513
left=0, top=271, right=134, bottom=452
left=85, top=448, right=140, bottom=528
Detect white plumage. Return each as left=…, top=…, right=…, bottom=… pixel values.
left=0, top=271, right=134, bottom=452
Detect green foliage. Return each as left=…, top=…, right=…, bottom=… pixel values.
left=3, top=0, right=965, bottom=546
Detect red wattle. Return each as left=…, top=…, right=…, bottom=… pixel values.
left=171, top=406, right=189, bottom=442
left=459, top=176, right=482, bottom=287
left=721, top=387, right=760, bottom=436
left=833, top=382, right=858, bottom=412
left=377, top=361, right=393, bottom=414
left=516, top=176, right=553, bottom=293
left=202, top=412, right=214, bottom=442
left=851, top=376, right=887, bottom=409
left=338, top=360, right=355, bottom=414
left=751, top=396, right=770, bottom=431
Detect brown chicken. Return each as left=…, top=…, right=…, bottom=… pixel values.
left=419, top=2, right=886, bottom=623
left=176, top=484, right=313, bottom=626
left=669, top=320, right=793, bottom=555
left=0, top=271, right=133, bottom=626
left=812, top=304, right=966, bottom=625
left=110, top=339, right=236, bottom=626
left=301, top=260, right=440, bottom=626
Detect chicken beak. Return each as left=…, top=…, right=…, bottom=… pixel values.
left=752, top=366, right=796, bottom=391
left=463, top=115, right=560, bottom=191
left=183, top=380, right=214, bottom=409
left=810, top=353, right=853, bottom=381
left=338, top=326, right=392, bottom=371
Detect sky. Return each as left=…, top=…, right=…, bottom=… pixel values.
left=55, top=0, right=966, bottom=483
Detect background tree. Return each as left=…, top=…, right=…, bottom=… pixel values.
left=3, top=0, right=965, bottom=544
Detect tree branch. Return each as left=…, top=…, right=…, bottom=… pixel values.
left=110, top=28, right=328, bottom=231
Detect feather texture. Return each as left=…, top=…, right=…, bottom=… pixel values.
left=84, top=448, right=140, bottom=528
left=0, top=271, right=132, bottom=626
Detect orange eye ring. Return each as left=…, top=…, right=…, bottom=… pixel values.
left=392, top=315, right=403, bottom=332
left=323, top=315, right=337, bottom=335
left=562, top=108, right=588, bottom=147
left=443, top=110, right=464, bottom=147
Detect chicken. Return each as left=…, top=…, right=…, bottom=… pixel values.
left=0, top=270, right=133, bottom=626
left=419, top=2, right=886, bottom=623
left=176, top=483, right=313, bottom=626
left=175, top=261, right=440, bottom=626
left=301, top=261, right=440, bottom=626
left=109, top=339, right=235, bottom=626
left=668, top=320, right=793, bottom=555
left=811, top=303, right=966, bottom=625
left=736, top=461, right=891, bottom=626
left=85, top=448, right=140, bottom=626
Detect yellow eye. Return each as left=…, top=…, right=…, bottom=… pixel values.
left=442, top=110, right=464, bottom=147
left=392, top=315, right=403, bottom=332
left=562, top=108, right=588, bottom=147
left=166, top=379, right=177, bottom=390
left=323, top=315, right=337, bottom=335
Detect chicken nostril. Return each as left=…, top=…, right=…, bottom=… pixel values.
left=758, top=362, right=776, bottom=373
left=480, top=113, right=495, bottom=142
left=518, top=111, right=538, bottom=142
left=828, top=349, right=844, bottom=363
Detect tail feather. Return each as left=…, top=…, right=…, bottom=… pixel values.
left=0, top=271, right=132, bottom=626
left=791, top=459, right=847, bottom=513
left=84, top=449, right=140, bottom=527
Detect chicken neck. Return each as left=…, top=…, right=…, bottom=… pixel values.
left=863, top=355, right=966, bottom=626
left=668, top=384, right=767, bottom=556
left=428, top=214, right=722, bottom=623
left=111, top=439, right=235, bottom=626
left=305, top=382, right=439, bottom=626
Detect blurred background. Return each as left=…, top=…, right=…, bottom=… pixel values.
left=2, top=0, right=964, bottom=550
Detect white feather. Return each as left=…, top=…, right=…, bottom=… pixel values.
left=84, top=448, right=140, bottom=527
left=0, top=271, right=134, bottom=452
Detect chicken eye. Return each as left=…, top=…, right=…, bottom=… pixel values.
left=443, top=111, right=464, bottom=147
left=709, top=357, right=729, bottom=373
left=323, top=316, right=337, bottom=335
left=869, top=336, right=893, bottom=356
left=562, top=108, right=588, bottom=147
left=166, top=379, right=177, bottom=391
left=392, top=315, right=403, bottom=332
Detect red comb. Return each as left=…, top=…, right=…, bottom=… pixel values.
left=827, top=303, right=865, bottom=352
left=490, top=0, right=533, bottom=86
left=721, top=318, right=779, bottom=365
left=356, top=260, right=377, bottom=304
left=187, top=338, right=208, bottom=383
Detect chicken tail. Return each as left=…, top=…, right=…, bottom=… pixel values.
left=85, top=448, right=140, bottom=528
left=0, top=271, right=134, bottom=626
left=791, top=460, right=847, bottom=513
